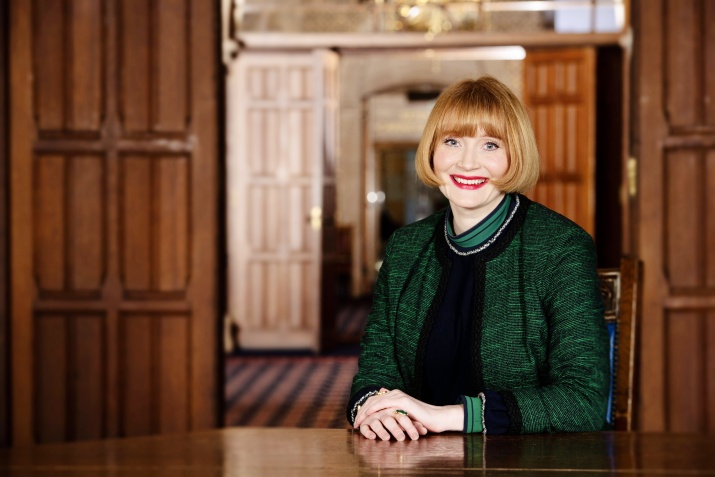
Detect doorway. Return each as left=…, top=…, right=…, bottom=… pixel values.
left=340, top=49, right=526, bottom=292
left=372, top=144, right=448, bottom=267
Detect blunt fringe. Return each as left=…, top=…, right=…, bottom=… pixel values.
left=415, top=76, right=540, bottom=193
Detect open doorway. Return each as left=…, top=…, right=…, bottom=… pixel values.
left=372, top=143, right=448, bottom=268
left=339, top=49, right=525, bottom=293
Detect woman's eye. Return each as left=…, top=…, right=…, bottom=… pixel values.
left=443, top=138, right=459, bottom=146
left=484, top=141, right=500, bottom=150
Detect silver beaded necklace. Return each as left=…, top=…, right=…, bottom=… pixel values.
left=444, top=195, right=520, bottom=257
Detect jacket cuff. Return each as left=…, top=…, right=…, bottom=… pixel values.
left=483, top=390, right=511, bottom=435
left=346, top=385, right=381, bottom=426
left=462, top=391, right=512, bottom=434
left=461, top=393, right=485, bottom=434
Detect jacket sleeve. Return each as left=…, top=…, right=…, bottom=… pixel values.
left=347, top=235, right=406, bottom=420
left=500, top=229, right=610, bottom=434
left=462, top=391, right=511, bottom=434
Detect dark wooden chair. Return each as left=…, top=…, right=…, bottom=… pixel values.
left=598, top=257, right=642, bottom=431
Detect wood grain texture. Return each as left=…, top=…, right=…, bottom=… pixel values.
left=158, top=315, right=189, bottom=434
left=34, top=315, right=67, bottom=443
left=119, top=0, right=151, bottom=132
left=10, top=0, right=36, bottom=446
left=154, top=0, right=189, bottom=133
left=665, top=0, right=700, bottom=128
left=188, top=0, right=219, bottom=430
left=10, top=0, right=219, bottom=444
left=1, top=429, right=715, bottom=475
left=634, top=0, right=715, bottom=432
left=666, top=311, right=706, bottom=432
left=707, top=311, right=715, bottom=433
left=72, top=315, right=104, bottom=440
left=523, top=48, right=595, bottom=237
left=665, top=149, right=702, bottom=288
left=0, top=0, right=9, bottom=448
left=633, top=0, right=667, bottom=432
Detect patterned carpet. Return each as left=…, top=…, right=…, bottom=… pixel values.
left=224, top=298, right=370, bottom=429
left=224, top=355, right=357, bottom=429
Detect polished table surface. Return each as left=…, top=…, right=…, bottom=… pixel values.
left=1, top=427, right=714, bottom=476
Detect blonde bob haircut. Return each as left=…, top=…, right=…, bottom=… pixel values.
left=415, top=76, right=540, bottom=193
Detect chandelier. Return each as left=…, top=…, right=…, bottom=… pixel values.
left=368, top=0, right=484, bottom=37
left=233, top=1, right=627, bottom=36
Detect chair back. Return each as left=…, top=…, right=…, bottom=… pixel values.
left=598, top=257, right=641, bottom=431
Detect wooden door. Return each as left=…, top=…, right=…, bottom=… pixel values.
left=0, top=0, right=9, bottom=449
left=10, top=0, right=219, bottom=445
left=633, top=0, right=715, bottom=432
left=523, top=48, right=596, bottom=236
left=227, top=50, right=339, bottom=352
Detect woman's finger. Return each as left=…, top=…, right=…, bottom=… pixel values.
left=413, top=420, right=429, bottom=435
left=394, top=413, right=420, bottom=440
left=381, top=415, right=406, bottom=442
left=354, top=398, right=391, bottom=428
left=358, top=410, right=426, bottom=441
left=359, top=423, right=377, bottom=440
left=355, top=393, right=410, bottom=427
left=363, top=417, right=391, bottom=441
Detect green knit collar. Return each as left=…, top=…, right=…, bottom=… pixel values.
left=446, top=194, right=513, bottom=250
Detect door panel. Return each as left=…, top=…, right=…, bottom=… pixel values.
left=634, top=0, right=715, bottom=432
left=10, top=0, right=219, bottom=444
left=228, top=50, right=338, bottom=352
left=0, top=0, right=9, bottom=447
left=523, top=48, right=596, bottom=236
left=34, top=154, right=106, bottom=295
left=119, top=313, right=190, bottom=436
left=120, top=155, right=190, bottom=295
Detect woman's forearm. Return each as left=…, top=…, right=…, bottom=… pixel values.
left=438, top=404, right=465, bottom=433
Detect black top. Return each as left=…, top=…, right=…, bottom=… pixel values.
left=423, top=201, right=516, bottom=434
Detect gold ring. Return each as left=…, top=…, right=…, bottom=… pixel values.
left=377, top=390, right=388, bottom=396
left=395, top=409, right=408, bottom=416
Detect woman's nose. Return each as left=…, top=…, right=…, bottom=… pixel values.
left=457, top=151, right=480, bottom=170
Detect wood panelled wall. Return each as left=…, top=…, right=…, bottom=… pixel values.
left=634, top=0, right=715, bottom=432
left=523, top=48, right=595, bottom=237
left=0, top=0, right=9, bottom=449
left=9, top=0, right=220, bottom=444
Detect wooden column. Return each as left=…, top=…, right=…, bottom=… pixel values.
left=633, top=0, right=715, bottom=432
left=10, top=0, right=220, bottom=445
left=0, top=0, right=9, bottom=449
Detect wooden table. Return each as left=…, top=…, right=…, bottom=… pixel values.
left=1, top=428, right=714, bottom=476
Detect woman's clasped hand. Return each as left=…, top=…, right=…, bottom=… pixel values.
left=353, top=388, right=463, bottom=441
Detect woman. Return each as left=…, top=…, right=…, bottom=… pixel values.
left=347, top=76, right=609, bottom=441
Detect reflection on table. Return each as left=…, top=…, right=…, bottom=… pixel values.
left=1, top=428, right=714, bottom=476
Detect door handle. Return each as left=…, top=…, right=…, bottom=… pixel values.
left=308, top=206, right=322, bottom=230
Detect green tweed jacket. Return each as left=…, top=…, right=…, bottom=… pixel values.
left=350, top=195, right=610, bottom=434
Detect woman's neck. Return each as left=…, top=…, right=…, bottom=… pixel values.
left=450, top=193, right=507, bottom=235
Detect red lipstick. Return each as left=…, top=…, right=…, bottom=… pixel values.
left=451, top=175, right=488, bottom=190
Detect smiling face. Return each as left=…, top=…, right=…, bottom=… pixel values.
left=415, top=77, right=541, bottom=205
left=433, top=128, right=509, bottom=233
